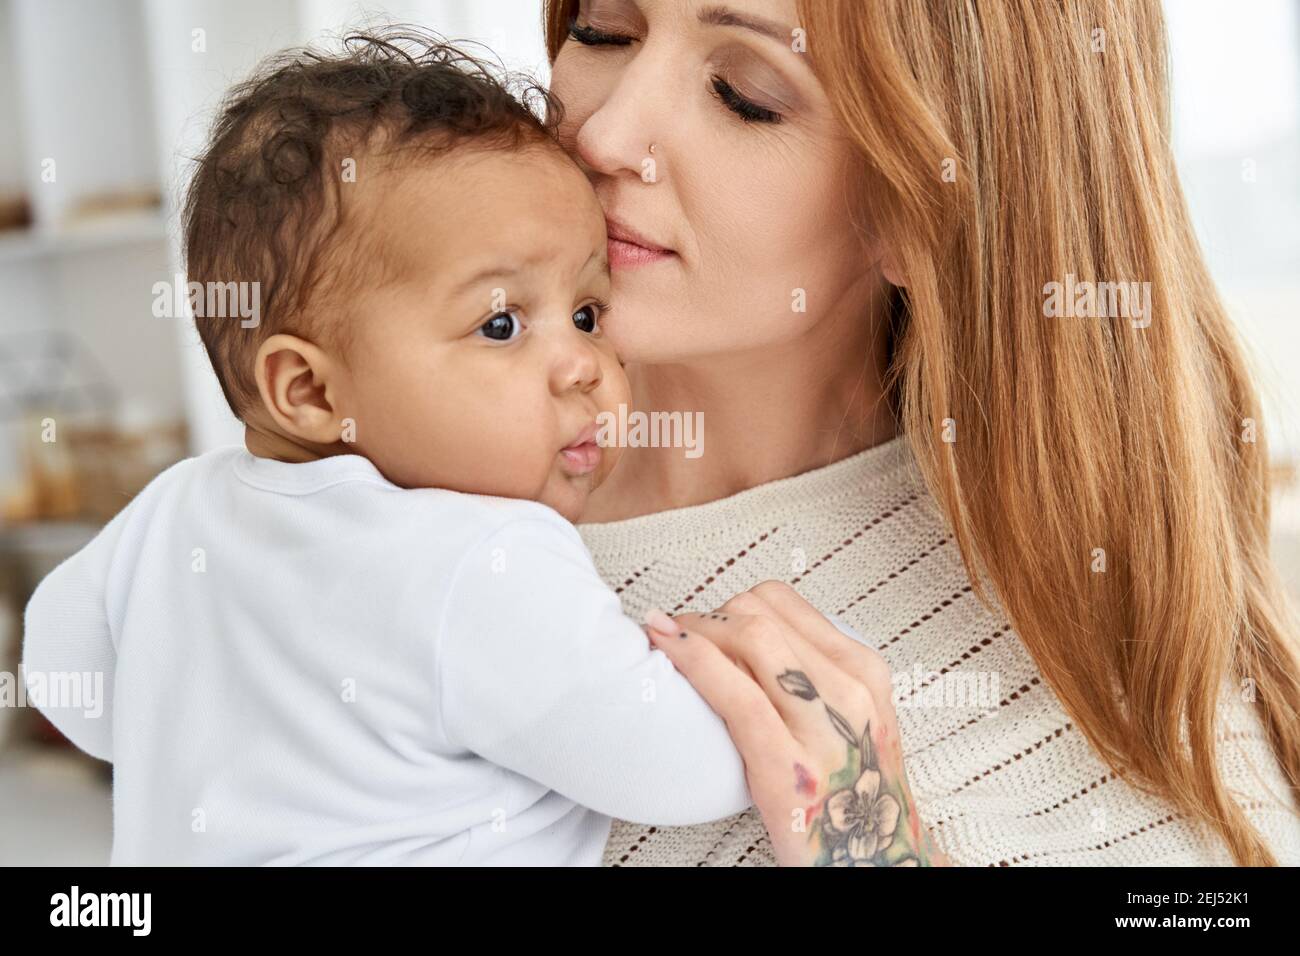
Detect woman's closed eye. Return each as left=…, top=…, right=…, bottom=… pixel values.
left=709, top=76, right=782, bottom=124
left=569, top=20, right=633, bottom=47
left=568, top=20, right=783, bottom=125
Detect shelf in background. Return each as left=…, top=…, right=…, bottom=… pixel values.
left=0, top=210, right=169, bottom=266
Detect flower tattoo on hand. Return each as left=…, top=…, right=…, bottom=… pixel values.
left=777, top=668, right=927, bottom=867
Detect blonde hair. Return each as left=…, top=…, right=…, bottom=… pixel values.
left=543, top=0, right=1300, bottom=864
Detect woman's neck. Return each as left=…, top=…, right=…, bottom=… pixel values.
left=581, top=304, right=897, bottom=523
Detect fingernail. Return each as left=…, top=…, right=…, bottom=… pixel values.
left=644, top=607, right=677, bottom=636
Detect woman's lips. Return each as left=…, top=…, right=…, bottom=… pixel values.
left=608, top=238, right=674, bottom=269
left=606, top=217, right=675, bottom=270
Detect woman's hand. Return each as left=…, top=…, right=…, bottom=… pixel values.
left=645, top=581, right=950, bottom=867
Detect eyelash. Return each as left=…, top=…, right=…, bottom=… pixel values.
left=477, top=310, right=521, bottom=342
left=475, top=299, right=611, bottom=342
left=709, top=76, right=781, bottom=124
left=568, top=22, right=783, bottom=125
left=568, top=21, right=633, bottom=47
left=575, top=298, right=612, bottom=335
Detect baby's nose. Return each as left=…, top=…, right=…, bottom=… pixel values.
left=552, top=337, right=604, bottom=394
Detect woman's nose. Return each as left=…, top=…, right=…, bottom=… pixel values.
left=573, top=52, right=669, bottom=181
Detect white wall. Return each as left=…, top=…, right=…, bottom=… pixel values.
left=0, top=0, right=25, bottom=196
left=139, top=0, right=311, bottom=453
left=1166, top=0, right=1300, bottom=460
left=9, top=0, right=159, bottom=228
left=0, top=0, right=184, bottom=492
left=297, top=0, right=548, bottom=75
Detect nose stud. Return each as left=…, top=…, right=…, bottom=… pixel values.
left=648, top=142, right=657, bottom=154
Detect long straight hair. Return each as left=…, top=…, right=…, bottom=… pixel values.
left=543, top=0, right=1300, bottom=864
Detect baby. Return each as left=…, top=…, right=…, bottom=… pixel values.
left=22, top=34, right=753, bottom=865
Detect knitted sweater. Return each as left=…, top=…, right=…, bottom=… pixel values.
left=577, top=437, right=1300, bottom=866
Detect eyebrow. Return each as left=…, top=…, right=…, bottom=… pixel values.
left=450, top=250, right=607, bottom=299
left=450, top=265, right=519, bottom=299
left=697, top=4, right=794, bottom=46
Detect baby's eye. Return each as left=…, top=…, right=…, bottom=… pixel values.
left=478, top=311, right=521, bottom=341
left=572, top=302, right=604, bottom=335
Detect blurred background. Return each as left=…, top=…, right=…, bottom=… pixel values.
left=0, top=0, right=1297, bottom=864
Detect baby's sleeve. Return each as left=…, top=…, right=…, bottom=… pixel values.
left=22, top=505, right=128, bottom=762
left=435, top=511, right=752, bottom=826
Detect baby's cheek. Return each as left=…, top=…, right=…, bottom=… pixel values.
left=538, top=471, right=588, bottom=523
left=594, top=441, right=623, bottom=489
left=603, top=356, right=632, bottom=410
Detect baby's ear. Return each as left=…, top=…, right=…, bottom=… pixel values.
left=252, top=333, right=346, bottom=445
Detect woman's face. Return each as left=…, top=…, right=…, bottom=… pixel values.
left=550, top=0, right=885, bottom=365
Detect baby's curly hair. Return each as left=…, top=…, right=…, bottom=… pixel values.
left=182, top=29, right=564, bottom=418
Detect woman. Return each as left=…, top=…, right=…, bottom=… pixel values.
left=542, top=0, right=1300, bottom=866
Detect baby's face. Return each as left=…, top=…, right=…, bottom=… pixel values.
left=335, top=147, right=629, bottom=521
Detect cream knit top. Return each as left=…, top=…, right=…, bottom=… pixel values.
left=578, top=437, right=1300, bottom=866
